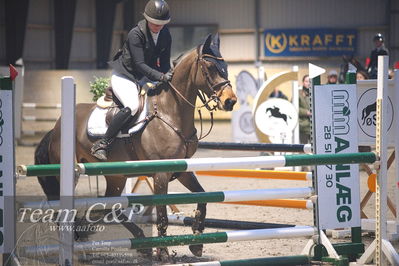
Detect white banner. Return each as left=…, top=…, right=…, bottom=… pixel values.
left=313, top=84, right=360, bottom=229
left=357, top=79, right=397, bottom=146
left=232, top=107, right=258, bottom=142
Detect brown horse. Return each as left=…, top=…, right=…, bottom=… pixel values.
left=34, top=33, right=237, bottom=261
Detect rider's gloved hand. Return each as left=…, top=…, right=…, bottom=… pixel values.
left=161, top=69, right=174, bottom=82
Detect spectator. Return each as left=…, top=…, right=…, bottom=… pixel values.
left=389, top=69, right=394, bottom=79
left=327, top=70, right=338, bottom=84
left=366, top=33, right=389, bottom=79
left=269, top=87, right=288, bottom=100
left=298, top=75, right=311, bottom=144
left=356, top=70, right=369, bottom=80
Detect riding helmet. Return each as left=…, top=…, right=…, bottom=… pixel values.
left=143, top=0, right=170, bottom=25
left=373, top=33, right=384, bottom=42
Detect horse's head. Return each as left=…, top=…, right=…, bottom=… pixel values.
left=196, top=34, right=237, bottom=111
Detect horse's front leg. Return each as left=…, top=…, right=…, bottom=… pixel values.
left=176, top=172, right=206, bottom=257
left=153, top=172, right=171, bottom=262
left=104, top=175, right=152, bottom=257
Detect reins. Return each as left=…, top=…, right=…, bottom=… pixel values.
left=150, top=45, right=231, bottom=142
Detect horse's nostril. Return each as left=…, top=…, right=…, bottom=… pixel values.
left=224, top=98, right=237, bottom=110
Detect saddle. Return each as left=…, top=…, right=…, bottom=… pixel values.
left=100, top=86, right=146, bottom=131
left=87, top=85, right=150, bottom=138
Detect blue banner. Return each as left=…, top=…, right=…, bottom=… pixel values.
left=264, top=28, right=357, bottom=57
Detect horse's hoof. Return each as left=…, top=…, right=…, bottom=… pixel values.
left=189, top=244, right=203, bottom=257
left=138, top=248, right=153, bottom=257
left=156, top=247, right=170, bottom=263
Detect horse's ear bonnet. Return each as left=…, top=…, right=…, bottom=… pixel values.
left=202, top=33, right=228, bottom=79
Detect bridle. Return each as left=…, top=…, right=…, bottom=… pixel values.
left=158, top=45, right=231, bottom=141
left=195, top=45, right=231, bottom=111
left=167, top=45, right=231, bottom=112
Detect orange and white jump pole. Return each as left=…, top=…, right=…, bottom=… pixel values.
left=196, top=169, right=312, bottom=181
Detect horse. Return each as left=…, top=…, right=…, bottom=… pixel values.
left=34, top=33, right=237, bottom=262
left=266, top=106, right=290, bottom=124
left=339, top=55, right=368, bottom=83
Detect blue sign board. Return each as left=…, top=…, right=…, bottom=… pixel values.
left=264, top=28, right=357, bottom=57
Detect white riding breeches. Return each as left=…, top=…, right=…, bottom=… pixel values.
left=111, top=72, right=139, bottom=116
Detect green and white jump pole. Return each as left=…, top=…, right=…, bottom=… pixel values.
left=18, top=152, right=376, bottom=177
left=21, top=226, right=316, bottom=258
left=23, top=187, right=313, bottom=210
left=172, top=255, right=310, bottom=266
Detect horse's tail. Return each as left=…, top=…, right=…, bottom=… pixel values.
left=35, top=129, right=60, bottom=200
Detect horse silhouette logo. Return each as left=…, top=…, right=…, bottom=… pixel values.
left=361, top=101, right=376, bottom=126
left=266, top=106, right=291, bottom=124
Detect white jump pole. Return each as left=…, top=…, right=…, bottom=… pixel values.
left=59, top=77, right=76, bottom=265
left=292, top=65, right=300, bottom=172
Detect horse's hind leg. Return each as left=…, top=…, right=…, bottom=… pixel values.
left=104, top=175, right=152, bottom=256
left=153, top=173, right=171, bottom=262
left=176, top=172, right=206, bottom=257
left=35, top=130, right=61, bottom=200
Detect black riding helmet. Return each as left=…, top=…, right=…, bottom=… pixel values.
left=373, top=33, right=384, bottom=42
left=144, top=0, right=170, bottom=25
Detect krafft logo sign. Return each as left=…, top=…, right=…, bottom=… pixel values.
left=313, top=84, right=360, bottom=230
left=264, top=28, right=357, bottom=57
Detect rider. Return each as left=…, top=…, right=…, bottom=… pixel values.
left=91, top=0, right=174, bottom=161
left=367, top=33, right=389, bottom=79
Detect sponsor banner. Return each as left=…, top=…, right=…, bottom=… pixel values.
left=264, top=28, right=357, bottom=57
left=313, top=84, right=360, bottom=229
left=357, top=79, right=397, bottom=146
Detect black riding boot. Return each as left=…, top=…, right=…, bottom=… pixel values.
left=91, top=107, right=132, bottom=161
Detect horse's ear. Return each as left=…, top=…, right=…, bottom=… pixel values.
left=212, top=33, right=220, bottom=49
left=202, top=34, right=213, bottom=54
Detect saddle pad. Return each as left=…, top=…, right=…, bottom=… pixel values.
left=87, top=98, right=148, bottom=138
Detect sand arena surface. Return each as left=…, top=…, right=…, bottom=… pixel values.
left=14, top=121, right=398, bottom=265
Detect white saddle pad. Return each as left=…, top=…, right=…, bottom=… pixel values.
left=87, top=99, right=148, bottom=138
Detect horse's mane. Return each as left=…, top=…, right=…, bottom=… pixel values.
left=172, top=48, right=196, bottom=68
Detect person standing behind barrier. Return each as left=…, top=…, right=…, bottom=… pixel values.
left=268, top=87, right=288, bottom=100
left=298, top=75, right=311, bottom=144
left=91, top=0, right=173, bottom=161
left=366, top=33, right=389, bottom=79
left=326, top=70, right=338, bottom=84
left=356, top=70, right=369, bottom=80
